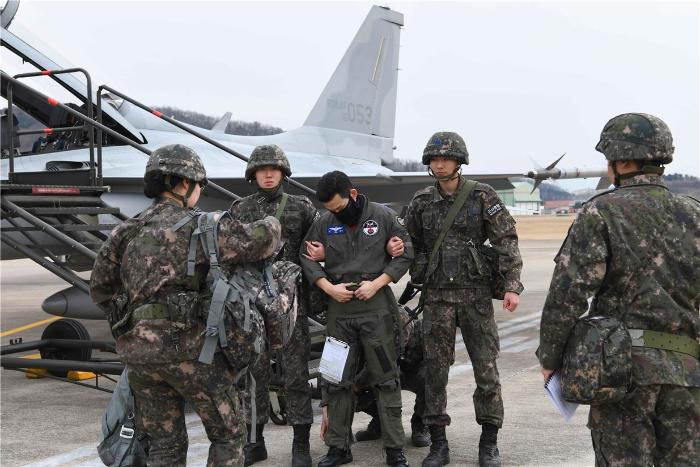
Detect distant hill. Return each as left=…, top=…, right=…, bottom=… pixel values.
left=538, top=181, right=574, bottom=201
left=385, top=158, right=424, bottom=172
left=153, top=106, right=283, bottom=136
left=664, top=173, right=700, bottom=198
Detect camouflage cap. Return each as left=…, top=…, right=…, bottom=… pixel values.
left=422, top=131, right=469, bottom=165
left=595, top=113, right=674, bottom=164
left=245, top=144, right=292, bottom=181
left=145, top=144, right=207, bottom=183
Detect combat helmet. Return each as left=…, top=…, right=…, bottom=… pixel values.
left=145, top=144, right=207, bottom=205
left=595, top=113, right=674, bottom=164
left=422, top=132, right=469, bottom=165
left=145, top=144, right=208, bottom=183
left=245, top=144, right=292, bottom=181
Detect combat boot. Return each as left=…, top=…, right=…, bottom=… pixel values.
left=318, top=446, right=353, bottom=467
left=292, top=424, right=312, bottom=467
left=244, top=423, right=268, bottom=466
left=386, top=447, right=410, bottom=467
left=421, top=425, right=450, bottom=467
left=478, top=423, right=501, bottom=467
left=355, top=416, right=381, bottom=442
left=410, top=413, right=430, bottom=447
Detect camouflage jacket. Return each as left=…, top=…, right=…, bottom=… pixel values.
left=405, top=177, right=523, bottom=297
left=230, top=184, right=318, bottom=265
left=537, top=174, right=700, bottom=386
left=90, top=197, right=282, bottom=364
left=300, top=195, right=413, bottom=286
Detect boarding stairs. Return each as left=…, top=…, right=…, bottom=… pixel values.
left=1, top=68, right=323, bottom=407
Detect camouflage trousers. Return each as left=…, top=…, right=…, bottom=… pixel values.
left=128, top=353, right=245, bottom=467
left=243, top=308, right=313, bottom=426
left=588, top=384, right=700, bottom=467
left=422, top=288, right=503, bottom=427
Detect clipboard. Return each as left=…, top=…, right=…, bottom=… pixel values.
left=319, top=336, right=350, bottom=384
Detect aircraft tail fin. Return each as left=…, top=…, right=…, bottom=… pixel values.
left=211, top=112, right=232, bottom=133
left=303, top=6, right=403, bottom=140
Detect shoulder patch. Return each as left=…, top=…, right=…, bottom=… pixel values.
left=313, top=211, right=321, bottom=222
left=486, top=203, right=504, bottom=217
left=327, top=225, right=346, bottom=235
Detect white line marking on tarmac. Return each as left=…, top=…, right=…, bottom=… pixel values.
left=21, top=446, right=99, bottom=467
left=25, top=311, right=545, bottom=466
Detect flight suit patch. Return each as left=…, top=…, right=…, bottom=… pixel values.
left=362, top=220, right=379, bottom=236
left=327, top=225, right=346, bottom=235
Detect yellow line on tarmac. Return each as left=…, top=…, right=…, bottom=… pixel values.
left=0, top=316, right=61, bottom=338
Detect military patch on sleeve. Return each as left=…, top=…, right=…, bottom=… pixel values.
left=396, top=216, right=406, bottom=227
left=486, top=203, right=504, bottom=217
left=327, top=225, right=346, bottom=235
left=313, top=211, right=321, bottom=222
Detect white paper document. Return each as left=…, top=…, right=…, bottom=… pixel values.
left=544, top=373, right=579, bottom=422
left=319, top=336, right=350, bottom=384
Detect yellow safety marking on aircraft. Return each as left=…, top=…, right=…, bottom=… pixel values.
left=0, top=316, right=61, bottom=338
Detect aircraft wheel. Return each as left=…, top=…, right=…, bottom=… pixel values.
left=40, top=318, right=92, bottom=377
left=269, top=390, right=288, bottom=426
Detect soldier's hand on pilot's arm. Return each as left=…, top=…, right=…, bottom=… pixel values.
left=541, top=368, right=555, bottom=383
left=355, top=273, right=393, bottom=301
left=320, top=405, right=329, bottom=441
left=503, top=291, right=519, bottom=312
left=386, top=236, right=404, bottom=257
left=303, top=241, right=325, bottom=261
left=316, top=278, right=354, bottom=303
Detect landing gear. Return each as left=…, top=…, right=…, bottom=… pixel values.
left=39, top=318, right=91, bottom=376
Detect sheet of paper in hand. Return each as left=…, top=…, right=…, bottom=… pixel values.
left=545, top=372, right=579, bottom=422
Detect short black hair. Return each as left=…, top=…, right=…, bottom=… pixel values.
left=316, top=171, right=353, bottom=203
left=144, top=171, right=183, bottom=198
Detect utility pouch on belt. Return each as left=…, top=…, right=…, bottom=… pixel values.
left=561, top=315, right=632, bottom=405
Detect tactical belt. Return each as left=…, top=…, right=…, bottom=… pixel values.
left=628, top=329, right=700, bottom=359
left=131, top=304, right=169, bottom=321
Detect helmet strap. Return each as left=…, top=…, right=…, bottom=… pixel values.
left=164, top=174, right=194, bottom=207
left=429, top=166, right=462, bottom=182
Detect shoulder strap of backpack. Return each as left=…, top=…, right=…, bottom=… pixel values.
left=196, top=211, right=234, bottom=365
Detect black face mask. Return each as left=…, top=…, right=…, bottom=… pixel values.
left=335, top=195, right=363, bottom=225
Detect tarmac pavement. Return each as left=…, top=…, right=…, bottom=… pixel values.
left=1, top=236, right=595, bottom=466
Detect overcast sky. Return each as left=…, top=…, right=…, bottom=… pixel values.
left=5, top=0, right=699, bottom=190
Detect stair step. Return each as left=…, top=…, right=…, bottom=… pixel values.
left=24, top=207, right=120, bottom=215
left=1, top=224, right=119, bottom=233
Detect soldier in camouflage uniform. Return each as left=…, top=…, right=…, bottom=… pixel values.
left=405, top=132, right=523, bottom=467
left=229, top=144, right=319, bottom=467
left=90, top=144, right=282, bottom=467
left=538, top=113, right=700, bottom=467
